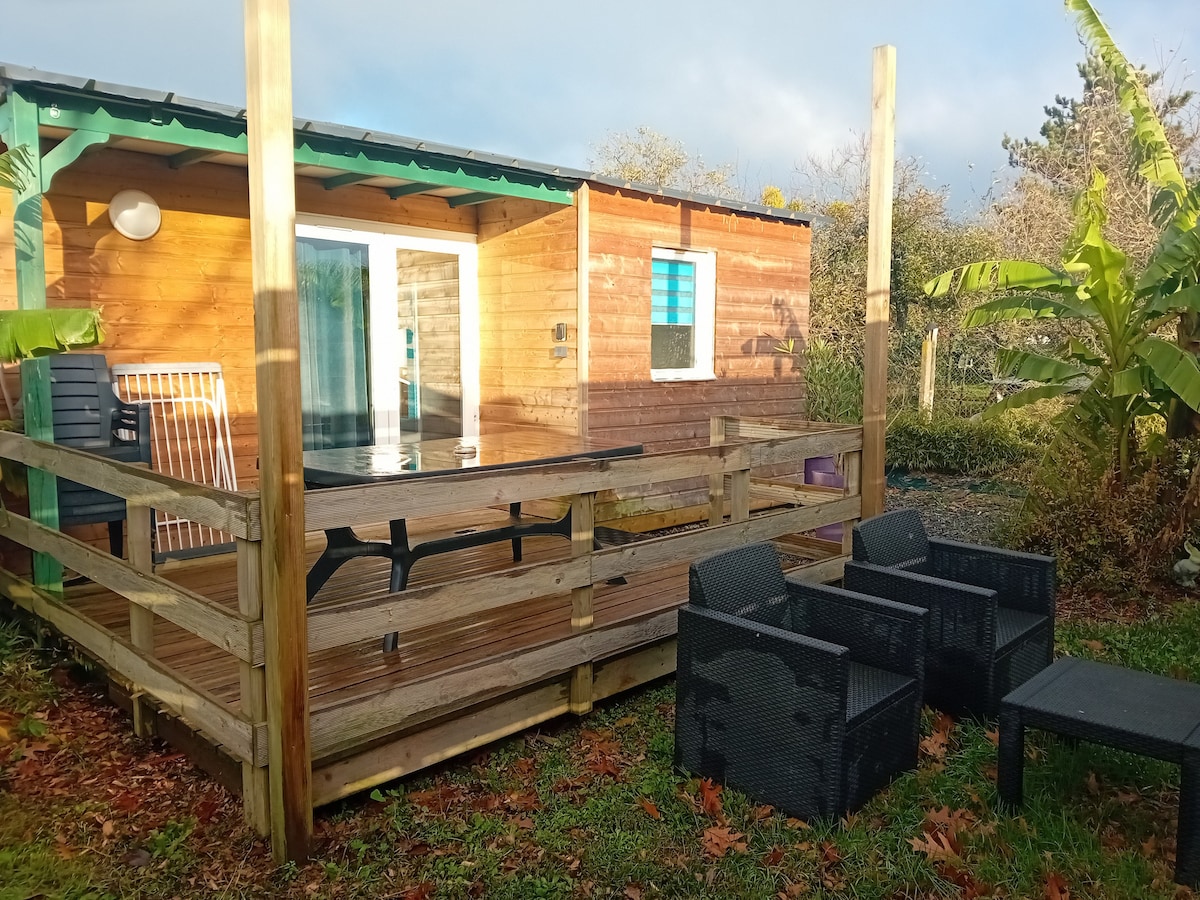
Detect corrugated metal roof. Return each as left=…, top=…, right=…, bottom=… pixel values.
left=0, top=62, right=816, bottom=225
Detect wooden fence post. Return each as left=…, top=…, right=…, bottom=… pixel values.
left=919, top=326, right=938, bottom=419
left=244, top=0, right=312, bottom=862
left=861, top=45, right=896, bottom=520
left=569, top=492, right=595, bottom=714
left=709, top=416, right=728, bottom=526
left=127, top=503, right=155, bottom=738
left=238, top=538, right=270, bottom=836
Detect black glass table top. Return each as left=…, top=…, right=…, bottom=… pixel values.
left=303, top=432, right=643, bottom=488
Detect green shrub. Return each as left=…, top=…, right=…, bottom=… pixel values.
left=885, top=411, right=1049, bottom=476
left=804, top=338, right=863, bottom=424
left=1007, top=438, right=1200, bottom=594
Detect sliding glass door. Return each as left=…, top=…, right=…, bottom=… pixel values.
left=296, top=218, right=478, bottom=449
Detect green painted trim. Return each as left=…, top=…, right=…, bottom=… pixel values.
left=0, top=102, right=13, bottom=142
left=322, top=172, right=372, bottom=190
left=24, top=86, right=574, bottom=206
left=446, top=191, right=499, bottom=208
left=8, top=92, right=62, bottom=590
left=386, top=182, right=437, bottom=199
left=293, top=141, right=574, bottom=205
left=168, top=148, right=222, bottom=169
left=39, top=129, right=109, bottom=192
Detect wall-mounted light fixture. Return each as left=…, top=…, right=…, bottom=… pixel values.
left=108, top=189, right=161, bottom=241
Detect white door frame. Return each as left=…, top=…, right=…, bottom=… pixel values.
left=295, top=214, right=480, bottom=441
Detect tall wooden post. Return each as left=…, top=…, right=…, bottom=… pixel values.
left=244, top=0, right=311, bottom=862
left=861, top=45, right=896, bottom=520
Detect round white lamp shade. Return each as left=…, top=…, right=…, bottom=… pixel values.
left=108, top=189, right=161, bottom=240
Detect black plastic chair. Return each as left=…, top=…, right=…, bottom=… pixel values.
left=48, top=354, right=151, bottom=557
left=846, top=508, right=1055, bottom=718
left=675, top=542, right=927, bottom=821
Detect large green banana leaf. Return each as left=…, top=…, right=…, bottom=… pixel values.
left=981, top=383, right=1081, bottom=419
left=1144, top=283, right=1200, bottom=317
left=961, top=294, right=1092, bottom=327
left=0, top=309, right=104, bottom=363
left=924, top=260, right=1075, bottom=298
left=1065, top=0, right=1187, bottom=219
left=1135, top=336, right=1200, bottom=412
left=995, top=348, right=1089, bottom=382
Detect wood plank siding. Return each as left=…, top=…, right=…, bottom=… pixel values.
left=0, top=147, right=477, bottom=478
left=476, top=200, right=580, bottom=434
left=586, top=186, right=811, bottom=453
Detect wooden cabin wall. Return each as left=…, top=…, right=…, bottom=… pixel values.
left=583, top=187, right=811, bottom=526
left=586, top=186, right=811, bottom=454
left=0, top=146, right=477, bottom=490
left=476, top=200, right=580, bottom=434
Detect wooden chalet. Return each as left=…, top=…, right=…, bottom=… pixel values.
left=0, top=22, right=895, bottom=861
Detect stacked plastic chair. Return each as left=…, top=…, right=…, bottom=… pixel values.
left=675, top=541, right=927, bottom=820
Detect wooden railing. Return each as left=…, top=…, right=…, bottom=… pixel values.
left=0, top=419, right=863, bottom=827
left=0, top=430, right=269, bottom=829
left=301, top=422, right=863, bottom=790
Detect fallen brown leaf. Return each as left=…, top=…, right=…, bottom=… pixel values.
left=702, top=825, right=747, bottom=859
left=637, top=797, right=661, bottom=820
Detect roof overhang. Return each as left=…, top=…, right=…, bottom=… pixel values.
left=0, top=64, right=580, bottom=207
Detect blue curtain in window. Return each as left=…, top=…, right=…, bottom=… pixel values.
left=651, top=257, right=696, bottom=369
left=296, top=238, right=372, bottom=450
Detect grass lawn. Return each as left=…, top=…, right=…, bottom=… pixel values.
left=3, top=602, right=1200, bottom=899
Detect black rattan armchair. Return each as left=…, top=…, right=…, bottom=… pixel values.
left=846, top=508, right=1055, bottom=718
left=675, top=542, right=927, bottom=821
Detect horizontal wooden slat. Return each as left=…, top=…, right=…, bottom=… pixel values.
left=309, top=609, right=676, bottom=759
left=590, top=497, right=861, bottom=582
left=306, top=556, right=591, bottom=654
left=0, top=567, right=263, bottom=766
left=0, top=431, right=260, bottom=539
left=0, top=510, right=261, bottom=664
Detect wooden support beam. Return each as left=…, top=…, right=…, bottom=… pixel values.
left=7, top=90, right=61, bottom=592
left=569, top=492, right=595, bottom=715
left=168, top=148, right=224, bottom=169
left=244, top=0, right=312, bottom=863
left=841, top=450, right=863, bottom=558
left=39, top=129, right=109, bottom=192
left=446, top=191, right=497, bottom=207
left=708, top=417, right=727, bottom=527
left=322, top=172, right=372, bottom=190
left=576, top=183, right=590, bottom=437
left=238, top=539, right=270, bottom=836
left=386, top=182, right=436, bottom=199
left=127, top=503, right=156, bottom=739
left=862, top=45, right=896, bottom=520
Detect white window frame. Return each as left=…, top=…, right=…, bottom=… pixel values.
left=296, top=214, right=480, bottom=441
left=650, top=246, right=716, bottom=382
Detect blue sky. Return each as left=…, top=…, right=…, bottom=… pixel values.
left=2, top=1, right=1195, bottom=213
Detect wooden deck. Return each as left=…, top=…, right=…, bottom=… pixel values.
left=0, top=417, right=863, bottom=819
left=66, top=511, right=690, bottom=765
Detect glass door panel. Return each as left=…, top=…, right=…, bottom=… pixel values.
left=397, top=250, right=460, bottom=439
left=296, top=237, right=372, bottom=450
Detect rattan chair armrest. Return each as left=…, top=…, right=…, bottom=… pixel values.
left=927, top=538, right=1056, bottom=616
left=843, top=560, right=998, bottom=659
left=677, top=604, right=850, bottom=698
left=785, top=578, right=926, bottom=679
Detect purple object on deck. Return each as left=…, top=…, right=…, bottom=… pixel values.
left=804, top=456, right=844, bottom=541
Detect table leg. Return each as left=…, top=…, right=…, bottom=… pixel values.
left=307, top=527, right=393, bottom=602
left=997, top=705, right=1025, bottom=808
left=1178, top=747, right=1200, bottom=887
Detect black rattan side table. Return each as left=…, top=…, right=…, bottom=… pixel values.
left=998, top=656, right=1200, bottom=887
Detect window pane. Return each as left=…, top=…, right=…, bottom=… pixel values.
left=651, top=256, right=696, bottom=370
left=651, top=323, right=695, bottom=369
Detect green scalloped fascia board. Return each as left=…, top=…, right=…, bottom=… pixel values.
left=26, top=86, right=575, bottom=205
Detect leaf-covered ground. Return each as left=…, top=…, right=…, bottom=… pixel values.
left=4, top=599, right=1200, bottom=900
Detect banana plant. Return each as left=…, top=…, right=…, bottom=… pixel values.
left=925, top=170, right=1200, bottom=480
left=1066, top=0, right=1200, bottom=437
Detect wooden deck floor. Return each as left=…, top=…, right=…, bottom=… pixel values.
left=66, top=509, right=690, bottom=757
